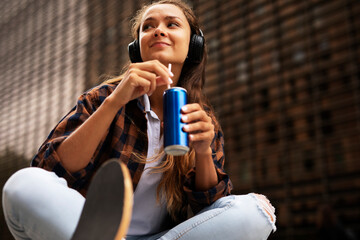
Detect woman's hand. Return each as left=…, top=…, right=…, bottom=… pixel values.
left=108, top=60, right=172, bottom=109
left=182, top=103, right=218, bottom=190
left=181, top=104, right=215, bottom=155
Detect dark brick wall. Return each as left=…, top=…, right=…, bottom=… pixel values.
left=195, top=1, right=360, bottom=239
left=1, top=0, right=359, bottom=239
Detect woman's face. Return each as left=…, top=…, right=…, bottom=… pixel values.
left=139, top=4, right=191, bottom=65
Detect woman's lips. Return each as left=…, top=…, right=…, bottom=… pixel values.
left=151, top=42, right=170, bottom=47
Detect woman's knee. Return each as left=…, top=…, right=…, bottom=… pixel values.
left=223, top=194, right=276, bottom=239
left=2, top=167, right=60, bottom=209
left=248, top=193, right=276, bottom=231
left=239, top=193, right=276, bottom=238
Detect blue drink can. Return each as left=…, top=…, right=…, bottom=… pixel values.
left=163, top=87, right=189, bottom=156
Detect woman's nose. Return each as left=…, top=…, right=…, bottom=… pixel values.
left=154, top=27, right=166, bottom=37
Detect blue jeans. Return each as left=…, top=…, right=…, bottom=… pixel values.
left=2, top=167, right=276, bottom=240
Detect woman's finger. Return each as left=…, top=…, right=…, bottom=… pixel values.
left=156, top=76, right=171, bottom=86
left=183, top=121, right=213, bottom=134
left=136, top=60, right=172, bottom=85
left=131, top=69, right=157, bottom=94
left=129, top=75, right=152, bottom=95
left=113, top=60, right=173, bottom=106
left=188, top=131, right=214, bottom=142
left=131, top=67, right=157, bottom=82
left=127, top=63, right=168, bottom=95
left=181, top=110, right=211, bottom=124
left=181, top=103, right=201, bottom=114
left=120, top=74, right=151, bottom=98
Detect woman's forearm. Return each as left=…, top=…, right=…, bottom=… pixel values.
left=57, top=97, right=121, bottom=173
left=194, top=147, right=218, bottom=191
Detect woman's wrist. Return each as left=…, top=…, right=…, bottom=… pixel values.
left=194, top=147, right=218, bottom=191
left=103, top=94, right=125, bottom=113
left=195, top=147, right=212, bottom=160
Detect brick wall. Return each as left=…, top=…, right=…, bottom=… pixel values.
left=0, top=0, right=88, bottom=238
left=195, top=0, right=360, bottom=239
left=1, top=0, right=359, bottom=239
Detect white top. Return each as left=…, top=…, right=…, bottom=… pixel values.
left=127, top=95, right=168, bottom=236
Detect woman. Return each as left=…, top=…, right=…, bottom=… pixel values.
left=2, top=0, right=276, bottom=239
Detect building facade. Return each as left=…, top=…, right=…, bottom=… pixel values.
left=1, top=0, right=359, bottom=239
left=0, top=0, right=88, bottom=238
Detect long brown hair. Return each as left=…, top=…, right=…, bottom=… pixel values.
left=105, top=0, right=219, bottom=222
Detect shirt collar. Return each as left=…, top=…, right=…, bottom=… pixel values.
left=141, top=94, right=161, bottom=121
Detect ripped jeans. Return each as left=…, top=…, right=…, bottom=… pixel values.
left=128, top=194, right=277, bottom=240
left=2, top=167, right=276, bottom=240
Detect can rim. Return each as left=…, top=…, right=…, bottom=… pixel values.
left=165, top=145, right=189, bottom=156
left=164, top=87, right=187, bottom=93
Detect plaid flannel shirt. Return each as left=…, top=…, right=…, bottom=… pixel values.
left=31, top=83, right=232, bottom=213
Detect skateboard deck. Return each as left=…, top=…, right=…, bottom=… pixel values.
left=71, top=160, right=133, bottom=240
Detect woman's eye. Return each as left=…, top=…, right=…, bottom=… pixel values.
left=168, top=22, right=179, bottom=28
left=142, top=25, right=153, bottom=31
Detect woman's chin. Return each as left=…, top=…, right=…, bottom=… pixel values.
left=147, top=55, right=169, bottom=63
left=143, top=54, right=185, bottom=65
left=144, top=52, right=174, bottom=62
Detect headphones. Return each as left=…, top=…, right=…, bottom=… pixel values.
left=128, top=30, right=204, bottom=64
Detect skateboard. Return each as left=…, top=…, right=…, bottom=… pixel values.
left=71, top=159, right=133, bottom=240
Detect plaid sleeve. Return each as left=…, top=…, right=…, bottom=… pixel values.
left=31, top=84, right=115, bottom=192
left=183, top=127, right=233, bottom=214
